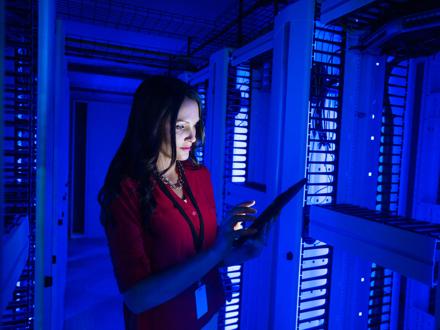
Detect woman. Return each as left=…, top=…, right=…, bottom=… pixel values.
left=98, top=76, right=263, bottom=330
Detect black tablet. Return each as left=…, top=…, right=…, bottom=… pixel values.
left=234, top=178, right=307, bottom=246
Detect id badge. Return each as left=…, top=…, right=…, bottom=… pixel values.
left=195, top=283, right=208, bottom=319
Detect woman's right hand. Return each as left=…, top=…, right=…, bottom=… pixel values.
left=214, top=200, right=257, bottom=258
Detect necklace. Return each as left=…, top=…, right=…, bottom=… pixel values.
left=157, top=161, right=185, bottom=191
left=155, top=162, right=205, bottom=251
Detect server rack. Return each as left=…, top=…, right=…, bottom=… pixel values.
left=1, top=0, right=38, bottom=328
left=315, top=1, right=440, bottom=328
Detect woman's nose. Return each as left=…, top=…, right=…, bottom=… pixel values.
left=186, top=129, right=196, bottom=143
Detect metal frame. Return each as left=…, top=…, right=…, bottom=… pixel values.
left=269, top=1, right=315, bottom=328
left=65, top=36, right=200, bottom=74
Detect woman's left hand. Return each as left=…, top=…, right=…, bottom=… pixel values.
left=222, top=235, right=265, bottom=265
left=221, top=200, right=269, bottom=266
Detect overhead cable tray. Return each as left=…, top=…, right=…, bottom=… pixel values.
left=309, top=204, right=440, bottom=287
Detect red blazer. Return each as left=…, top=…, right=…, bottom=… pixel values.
left=105, top=162, right=225, bottom=330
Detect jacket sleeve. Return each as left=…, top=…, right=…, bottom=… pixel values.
left=105, top=178, right=152, bottom=292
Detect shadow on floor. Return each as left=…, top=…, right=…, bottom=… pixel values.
left=64, top=237, right=124, bottom=330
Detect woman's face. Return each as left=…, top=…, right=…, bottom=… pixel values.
left=158, top=97, right=200, bottom=167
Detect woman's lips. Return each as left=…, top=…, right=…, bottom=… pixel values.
left=180, top=147, right=191, bottom=151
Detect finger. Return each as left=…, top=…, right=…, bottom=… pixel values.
left=230, top=214, right=256, bottom=224
left=237, top=200, right=256, bottom=208
left=228, top=207, right=257, bottom=216
left=233, top=221, right=243, bottom=231
left=222, top=213, right=257, bottom=232
left=222, top=216, right=255, bottom=232
left=224, top=214, right=256, bottom=225
left=235, top=228, right=258, bottom=238
left=220, top=217, right=250, bottom=232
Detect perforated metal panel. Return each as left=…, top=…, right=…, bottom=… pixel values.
left=368, top=58, right=409, bottom=330
left=298, top=19, right=346, bottom=330
left=1, top=0, right=38, bottom=328
left=194, top=80, right=208, bottom=164
left=224, top=64, right=251, bottom=185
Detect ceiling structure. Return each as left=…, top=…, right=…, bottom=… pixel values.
left=56, top=0, right=290, bottom=80
left=326, top=0, right=440, bottom=57
left=56, top=0, right=440, bottom=96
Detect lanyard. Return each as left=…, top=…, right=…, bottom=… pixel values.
left=155, top=167, right=205, bottom=252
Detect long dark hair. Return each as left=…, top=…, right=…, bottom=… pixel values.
left=98, top=75, right=204, bottom=229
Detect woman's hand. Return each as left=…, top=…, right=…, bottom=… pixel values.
left=222, top=235, right=265, bottom=266
left=221, top=201, right=274, bottom=266
left=213, top=200, right=258, bottom=259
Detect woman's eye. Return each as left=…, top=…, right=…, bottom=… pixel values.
left=176, top=124, right=185, bottom=130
